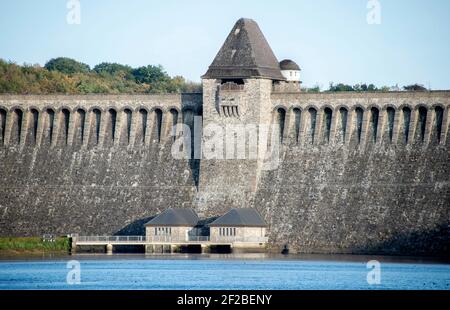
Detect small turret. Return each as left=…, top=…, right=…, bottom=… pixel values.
left=273, top=59, right=302, bottom=92
left=279, top=59, right=301, bottom=82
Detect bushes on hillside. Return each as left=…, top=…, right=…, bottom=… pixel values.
left=0, top=58, right=201, bottom=94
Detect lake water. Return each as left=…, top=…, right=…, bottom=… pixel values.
left=0, top=254, right=449, bottom=290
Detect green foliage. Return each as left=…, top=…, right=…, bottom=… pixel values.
left=0, top=58, right=201, bottom=94
left=403, top=84, right=427, bottom=91
left=0, top=237, right=71, bottom=253
left=328, top=83, right=392, bottom=92
left=45, top=57, right=91, bottom=75
left=93, top=62, right=134, bottom=79
left=304, top=85, right=321, bottom=93
left=132, top=65, right=168, bottom=84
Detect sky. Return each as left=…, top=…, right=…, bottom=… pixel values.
left=0, top=0, right=449, bottom=89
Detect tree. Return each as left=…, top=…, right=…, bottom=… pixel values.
left=403, top=84, right=427, bottom=91
left=132, top=65, right=169, bottom=84
left=329, top=83, right=354, bottom=92
left=45, top=57, right=90, bottom=75
left=93, top=62, right=133, bottom=79
left=0, top=58, right=201, bottom=94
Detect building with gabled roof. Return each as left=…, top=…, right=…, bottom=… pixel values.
left=145, top=208, right=200, bottom=243
left=209, top=208, right=268, bottom=247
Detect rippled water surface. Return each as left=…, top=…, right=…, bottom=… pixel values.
left=0, top=254, right=449, bottom=290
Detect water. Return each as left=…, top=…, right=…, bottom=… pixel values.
left=0, top=254, right=449, bottom=290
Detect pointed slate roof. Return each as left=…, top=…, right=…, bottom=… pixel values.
left=209, top=208, right=267, bottom=227
left=203, top=18, right=285, bottom=81
left=145, top=208, right=199, bottom=227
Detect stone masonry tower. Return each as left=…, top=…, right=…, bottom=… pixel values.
left=197, top=18, right=286, bottom=216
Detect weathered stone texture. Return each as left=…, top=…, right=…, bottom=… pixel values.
left=0, top=91, right=449, bottom=255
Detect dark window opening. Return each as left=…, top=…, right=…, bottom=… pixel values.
left=124, top=109, right=132, bottom=144
left=170, top=109, right=179, bottom=141
left=323, top=108, right=332, bottom=143
left=108, top=109, right=117, bottom=142
left=221, top=79, right=244, bottom=85
left=0, top=109, right=6, bottom=145
left=46, top=109, right=55, bottom=144
left=12, top=109, right=23, bottom=144
left=387, top=107, right=395, bottom=143
left=277, top=108, right=286, bottom=142
left=355, top=108, right=364, bottom=144
left=293, top=108, right=301, bottom=143
left=309, top=108, right=317, bottom=144
left=435, top=106, right=444, bottom=143
left=61, top=109, right=70, bottom=145
left=76, top=109, right=86, bottom=144
left=339, top=108, right=348, bottom=142
left=93, top=109, right=101, bottom=145
left=139, top=109, right=148, bottom=144
left=402, top=107, right=411, bottom=143
left=417, top=107, right=427, bottom=142
left=154, top=109, right=163, bottom=142
left=30, top=109, right=39, bottom=144
left=370, top=107, right=379, bottom=143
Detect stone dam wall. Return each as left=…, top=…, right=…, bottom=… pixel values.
left=0, top=94, right=202, bottom=236
left=0, top=92, right=449, bottom=255
left=256, top=91, right=450, bottom=255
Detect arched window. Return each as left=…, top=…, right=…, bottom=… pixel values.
left=182, top=109, right=195, bottom=157
left=323, top=108, right=332, bottom=143
left=434, top=106, right=444, bottom=143
left=417, top=107, right=427, bottom=142
left=292, top=108, right=301, bottom=143
left=386, top=107, right=395, bottom=143
left=370, top=107, right=379, bottom=143
left=92, top=109, right=101, bottom=145
left=309, top=108, right=317, bottom=144
left=276, top=108, right=286, bottom=143
left=0, top=108, right=6, bottom=145
left=44, top=109, right=55, bottom=144
left=124, top=109, right=132, bottom=144
left=339, top=107, right=348, bottom=142
left=10, top=109, right=23, bottom=144
left=402, top=107, right=411, bottom=143
left=107, top=109, right=117, bottom=143
left=29, top=109, right=39, bottom=145
left=60, top=109, right=70, bottom=145
left=74, top=109, right=86, bottom=145
left=138, top=109, right=148, bottom=144
left=154, top=109, right=163, bottom=142
left=355, top=107, right=364, bottom=144
left=169, top=109, right=179, bottom=141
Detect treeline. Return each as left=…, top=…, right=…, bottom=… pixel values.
left=0, top=57, right=201, bottom=94
left=304, top=82, right=428, bottom=93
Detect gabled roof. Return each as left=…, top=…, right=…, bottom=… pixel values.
left=145, top=208, right=199, bottom=227
left=202, top=18, right=285, bottom=81
left=209, top=208, right=267, bottom=227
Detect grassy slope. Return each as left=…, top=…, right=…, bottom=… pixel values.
left=0, top=237, right=71, bottom=254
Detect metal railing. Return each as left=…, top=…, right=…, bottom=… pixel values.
left=75, top=235, right=268, bottom=244
left=210, top=236, right=269, bottom=243
left=149, top=235, right=210, bottom=243
left=76, top=236, right=147, bottom=243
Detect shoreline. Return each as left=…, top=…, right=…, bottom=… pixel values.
left=1, top=252, right=449, bottom=265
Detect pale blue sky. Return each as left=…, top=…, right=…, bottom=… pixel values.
left=0, top=0, right=449, bottom=89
